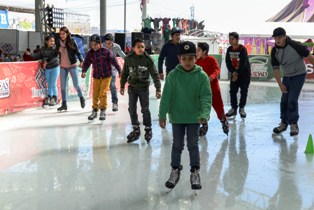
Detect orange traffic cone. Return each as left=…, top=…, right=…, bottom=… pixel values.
left=304, top=134, right=314, bottom=154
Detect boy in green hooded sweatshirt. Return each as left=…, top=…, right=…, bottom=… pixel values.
left=159, top=41, right=212, bottom=190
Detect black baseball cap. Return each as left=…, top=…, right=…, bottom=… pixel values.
left=90, top=34, right=101, bottom=43
left=272, top=27, right=286, bottom=37
left=104, top=33, right=113, bottom=41
left=171, top=27, right=182, bottom=35
left=178, top=41, right=196, bottom=55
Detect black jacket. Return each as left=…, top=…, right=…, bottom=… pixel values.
left=31, top=46, right=59, bottom=69
left=55, top=38, right=84, bottom=65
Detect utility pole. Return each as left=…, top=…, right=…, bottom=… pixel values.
left=35, top=0, right=43, bottom=33
left=141, top=0, right=148, bottom=27
left=100, top=0, right=107, bottom=35
left=190, top=5, right=194, bottom=20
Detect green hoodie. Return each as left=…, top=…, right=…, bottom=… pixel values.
left=120, top=51, right=161, bottom=91
left=159, top=64, right=212, bottom=123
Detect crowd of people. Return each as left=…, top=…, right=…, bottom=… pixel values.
left=1, top=26, right=313, bottom=191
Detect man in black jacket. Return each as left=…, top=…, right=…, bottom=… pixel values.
left=158, top=27, right=182, bottom=80
left=271, top=27, right=314, bottom=136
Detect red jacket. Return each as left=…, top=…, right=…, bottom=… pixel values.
left=196, top=55, right=221, bottom=92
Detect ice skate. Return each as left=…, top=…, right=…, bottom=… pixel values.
left=221, top=119, right=229, bottom=135
left=49, top=96, right=57, bottom=106
left=57, top=101, right=67, bottom=112
left=273, top=122, right=288, bottom=134
left=144, top=127, right=152, bottom=143
left=80, top=96, right=85, bottom=109
left=199, top=123, right=208, bottom=137
left=112, top=103, right=118, bottom=112
left=190, top=169, right=202, bottom=190
left=290, top=123, right=299, bottom=136
left=42, top=96, right=50, bottom=108
left=99, top=109, right=106, bottom=121
left=226, top=108, right=237, bottom=119
left=88, top=109, right=98, bottom=121
left=165, top=168, right=180, bottom=189
left=127, top=126, right=140, bottom=143
left=239, top=108, right=246, bottom=120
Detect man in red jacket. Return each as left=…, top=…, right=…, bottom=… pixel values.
left=196, top=42, right=229, bottom=136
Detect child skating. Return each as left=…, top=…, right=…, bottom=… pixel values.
left=120, top=38, right=161, bottom=143
left=196, top=42, right=229, bottom=135
left=159, top=41, right=212, bottom=190
left=81, top=34, right=121, bottom=121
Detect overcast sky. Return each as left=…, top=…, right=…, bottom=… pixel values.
left=2, top=0, right=314, bottom=35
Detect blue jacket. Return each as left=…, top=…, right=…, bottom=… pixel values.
left=158, top=40, right=181, bottom=74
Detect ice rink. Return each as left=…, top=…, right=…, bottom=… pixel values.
left=1, top=81, right=314, bottom=210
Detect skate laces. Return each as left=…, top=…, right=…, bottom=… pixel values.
left=277, top=122, right=287, bottom=130
left=239, top=108, right=245, bottom=115
left=290, top=123, right=298, bottom=132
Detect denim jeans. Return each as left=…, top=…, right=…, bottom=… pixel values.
left=229, top=79, right=250, bottom=109
left=45, top=66, right=60, bottom=97
left=280, top=73, right=306, bottom=124
left=60, top=66, right=83, bottom=101
left=127, top=87, right=151, bottom=127
left=171, top=124, right=200, bottom=169
left=110, top=74, right=118, bottom=104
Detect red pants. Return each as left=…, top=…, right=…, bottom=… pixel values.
left=210, top=79, right=226, bottom=121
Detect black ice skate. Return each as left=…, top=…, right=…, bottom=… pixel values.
left=80, top=96, right=85, bottom=109
left=239, top=108, right=246, bottom=120
left=127, top=126, right=140, bottom=143
left=49, top=96, right=57, bottom=106
left=290, top=123, right=299, bottom=136
left=226, top=108, right=237, bottom=118
left=199, top=123, right=208, bottom=137
left=221, top=119, right=229, bottom=135
left=165, top=168, right=180, bottom=189
left=57, top=101, right=67, bottom=112
left=99, top=109, right=106, bottom=121
left=144, top=127, right=152, bottom=143
left=88, top=109, right=98, bottom=121
left=190, top=169, right=202, bottom=190
left=42, top=96, right=50, bottom=107
left=273, top=122, right=288, bottom=134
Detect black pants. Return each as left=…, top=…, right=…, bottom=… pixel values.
left=229, top=79, right=250, bottom=109
left=128, top=87, right=151, bottom=127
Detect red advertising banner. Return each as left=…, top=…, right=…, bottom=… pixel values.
left=0, top=58, right=125, bottom=116
left=304, top=57, right=314, bottom=80
left=0, top=61, right=60, bottom=115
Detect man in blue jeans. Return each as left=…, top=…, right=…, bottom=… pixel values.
left=103, top=33, right=126, bottom=111
left=271, top=27, right=314, bottom=136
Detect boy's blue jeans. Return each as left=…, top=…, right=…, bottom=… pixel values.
left=171, top=124, right=200, bottom=170
left=280, top=73, right=306, bottom=124
left=45, top=66, right=60, bottom=97
left=128, top=87, right=151, bottom=127
left=60, top=66, right=83, bottom=101
left=110, top=74, right=118, bottom=104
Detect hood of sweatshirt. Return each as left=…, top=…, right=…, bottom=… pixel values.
left=174, top=63, right=202, bottom=74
